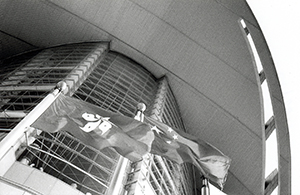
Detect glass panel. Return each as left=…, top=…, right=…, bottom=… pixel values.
left=17, top=49, right=158, bottom=195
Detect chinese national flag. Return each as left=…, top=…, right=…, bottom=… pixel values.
left=31, top=94, right=154, bottom=162
left=144, top=116, right=231, bottom=189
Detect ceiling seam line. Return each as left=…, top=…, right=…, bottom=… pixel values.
left=279, top=154, right=290, bottom=163
left=43, top=0, right=113, bottom=38
left=128, top=0, right=258, bottom=86
left=170, top=76, right=262, bottom=141
left=0, top=30, right=36, bottom=47
left=46, top=0, right=258, bottom=86
left=43, top=0, right=262, bottom=141
left=227, top=171, right=254, bottom=194
left=213, top=0, right=259, bottom=29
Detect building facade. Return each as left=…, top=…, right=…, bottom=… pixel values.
left=0, top=42, right=195, bottom=195
left=0, top=1, right=292, bottom=194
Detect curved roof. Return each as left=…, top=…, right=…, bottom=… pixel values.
left=0, top=0, right=290, bottom=194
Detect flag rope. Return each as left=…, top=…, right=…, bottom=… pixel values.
left=28, top=145, right=109, bottom=188
left=0, top=82, right=66, bottom=163
left=23, top=147, right=105, bottom=195
left=107, top=103, right=147, bottom=195
left=34, top=132, right=114, bottom=174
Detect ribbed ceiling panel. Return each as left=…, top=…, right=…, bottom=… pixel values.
left=0, top=0, right=286, bottom=194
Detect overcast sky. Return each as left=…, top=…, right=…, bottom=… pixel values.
left=247, top=0, right=299, bottom=194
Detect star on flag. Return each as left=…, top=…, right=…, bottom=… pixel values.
left=144, top=115, right=231, bottom=189
left=167, top=127, right=173, bottom=133
left=172, top=133, right=178, bottom=140
left=151, top=125, right=163, bottom=135
left=31, top=94, right=231, bottom=190
left=152, top=124, right=179, bottom=144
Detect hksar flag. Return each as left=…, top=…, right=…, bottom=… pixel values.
left=144, top=116, right=231, bottom=189
left=31, top=94, right=154, bottom=162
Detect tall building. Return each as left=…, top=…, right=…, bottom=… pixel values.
left=0, top=1, right=291, bottom=194
left=0, top=42, right=195, bottom=195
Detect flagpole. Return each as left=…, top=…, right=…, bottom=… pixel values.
left=200, top=176, right=210, bottom=195
left=0, top=81, right=67, bottom=163
left=107, top=103, right=146, bottom=195
left=124, top=103, right=149, bottom=195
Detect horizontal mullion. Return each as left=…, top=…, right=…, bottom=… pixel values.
left=0, top=85, right=55, bottom=92
left=21, top=66, right=75, bottom=71
left=36, top=136, right=114, bottom=175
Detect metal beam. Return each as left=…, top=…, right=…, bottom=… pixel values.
left=265, top=116, right=275, bottom=140
left=259, top=70, right=266, bottom=84
left=0, top=111, right=27, bottom=118
left=0, top=85, right=55, bottom=92
left=265, top=169, right=278, bottom=195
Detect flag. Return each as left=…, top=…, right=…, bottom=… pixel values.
left=31, top=93, right=231, bottom=188
left=144, top=116, right=231, bottom=189
left=31, top=94, right=154, bottom=162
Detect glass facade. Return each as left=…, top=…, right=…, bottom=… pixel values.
left=0, top=43, right=102, bottom=132
left=143, top=79, right=194, bottom=195
left=1, top=42, right=195, bottom=195
left=72, top=51, right=157, bottom=117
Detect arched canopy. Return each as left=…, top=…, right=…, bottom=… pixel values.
left=0, top=0, right=290, bottom=194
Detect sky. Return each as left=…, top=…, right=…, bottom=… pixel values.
left=210, top=1, right=300, bottom=194
left=247, top=1, right=300, bottom=194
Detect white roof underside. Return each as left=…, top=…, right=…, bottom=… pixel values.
left=0, top=0, right=276, bottom=194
